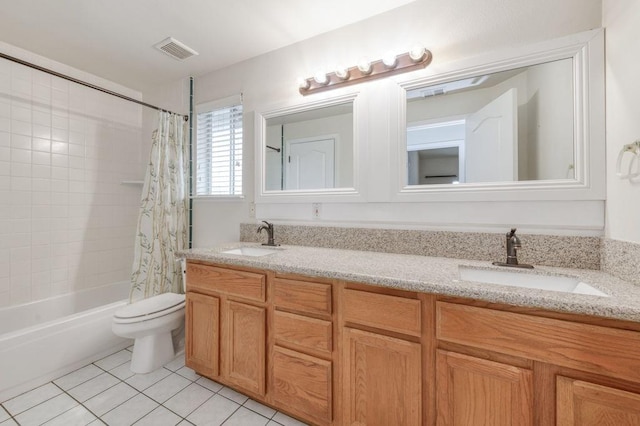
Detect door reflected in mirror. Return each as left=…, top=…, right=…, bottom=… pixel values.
left=265, top=102, right=353, bottom=191
left=406, top=58, right=574, bottom=186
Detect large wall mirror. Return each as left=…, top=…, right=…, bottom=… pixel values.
left=256, top=93, right=361, bottom=201
left=397, top=29, right=605, bottom=201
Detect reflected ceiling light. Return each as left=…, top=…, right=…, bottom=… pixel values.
left=299, top=46, right=432, bottom=96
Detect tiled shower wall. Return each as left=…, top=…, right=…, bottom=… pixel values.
left=0, top=47, right=145, bottom=308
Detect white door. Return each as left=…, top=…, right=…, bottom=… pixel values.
left=465, top=88, right=518, bottom=183
left=284, top=137, right=335, bottom=190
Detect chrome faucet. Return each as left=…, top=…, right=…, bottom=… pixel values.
left=257, top=221, right=279, bottom=246
left=492, top=228, right=533, bottom=269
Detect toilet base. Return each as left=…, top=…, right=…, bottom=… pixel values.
left=130, top=331, right=176, bottom=374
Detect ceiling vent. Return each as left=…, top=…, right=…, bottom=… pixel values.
left=154, top=37, right=199, bottom=61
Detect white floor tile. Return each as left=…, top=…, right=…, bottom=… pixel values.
left=218, top=386, right=249, bottom=404
left=0, top=406, right=10, bottom=422
left=244, top=399, right=277, bottom=419
left=87, top=419, right=106, bottom=425
left=54, top=364, right=103, bottom=390
left=164, top=355, right=186, bottom=372
left=266, top=422, right=281, bottom=426
left=2, top=383, right=62, bottom=415
left=187, top=394, right=240, bottom=426
left=0, top=418, right=18, bottom=425
left=101, top=393, right=158, bottom=426
left=84, top=382, right=138, bottom=417
left=14, top=393, right=77, bottom=425
left=67, top=372, right=120, bottom=402
left=125, top=367, right=171, bottom=391
left=223, top=407, right=269, bottom=426
left=195, top=376, right=223, bottom=393
left=94, top=350, right=132, bottom=371
left=42, top=404, right=96, bottom=426
left=175, top=366, right=199, bottom=381
left=143, top=373, right=192, bottom=404
left=109, top=361, right=136, bottom=381
left=163, top=383, right=214, bottom=418
left=272, top=412, right=308, bottom=426
left=135, top=406, right=182, bottom=426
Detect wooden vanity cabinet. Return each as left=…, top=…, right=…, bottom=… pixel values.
left=436, top=299, right=640, bottom=425
left=557, top=376, right=640, bottom=425
left=185, top=259, right=640, bottom=426
left=436, top=350, right=533, bottom=425
left=270, top=277, right=334, bottom=426
left=185, top=262, right=267, bottom=398
left=341, top=287, right=426, bottom=426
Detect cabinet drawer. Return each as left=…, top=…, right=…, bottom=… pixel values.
left=437, top=302, right=640, bottom=383
left=274, top=278, right=332, bottom=316
left=274, top=311, right=332, bottom=355
left=344, top=289, right=421, bottom=337
left=186, top=262, right=265, bottom=302
left=272, top=346, right=332, bottom=426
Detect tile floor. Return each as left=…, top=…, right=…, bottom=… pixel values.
left=0, top=346, right=308, bottom=426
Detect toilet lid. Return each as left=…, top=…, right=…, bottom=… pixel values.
left=114, top=293, right=185, bottom=320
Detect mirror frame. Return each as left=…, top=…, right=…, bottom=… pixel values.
left=255, top=92, right=366, bottom=203
left=392, top=29, right=605, bottom=202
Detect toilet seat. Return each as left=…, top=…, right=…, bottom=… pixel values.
left=114, top=293, right=185, bottom=324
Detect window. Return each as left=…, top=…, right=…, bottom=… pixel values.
left=195, top=95, right=243, bottom=196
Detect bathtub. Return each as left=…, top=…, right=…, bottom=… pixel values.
left=0, top=281, right=132, bottom=402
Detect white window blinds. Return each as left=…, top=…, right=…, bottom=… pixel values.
left=195, top=96, right=243, bottom=196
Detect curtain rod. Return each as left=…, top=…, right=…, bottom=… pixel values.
left=0, top=51, right=189, bottom=121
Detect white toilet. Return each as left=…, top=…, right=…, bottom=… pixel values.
left=112, top=292, right=186, bottom=373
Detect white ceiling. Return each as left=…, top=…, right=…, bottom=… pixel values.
left=0, top=0, right=417, bottom=93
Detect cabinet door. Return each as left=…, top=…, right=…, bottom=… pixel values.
left=272, top=346, right=332, bottom=425
left=185, top=292, right=220, bottom=378
left=436, top=350, right=533, bottom=426
left=223, top=301, right=266, bottom=396
left=557, top=376, right=640, bottom=425
left=343, top=328, right=421, bottom=426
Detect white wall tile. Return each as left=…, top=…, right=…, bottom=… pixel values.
left=0, top=53, right=144, bottom=306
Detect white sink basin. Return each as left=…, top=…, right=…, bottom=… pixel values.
left=458, top=266, right=609, bottom=297
left=221, top=247, right=282, bottom=257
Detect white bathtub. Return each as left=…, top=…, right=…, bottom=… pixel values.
left=0, top=281, right=132, bottom=402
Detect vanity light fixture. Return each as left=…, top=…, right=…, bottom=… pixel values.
left=299, top=47, right=432, bottom=96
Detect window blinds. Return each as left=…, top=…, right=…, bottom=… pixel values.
left=195, top=100, right=243, bottom=196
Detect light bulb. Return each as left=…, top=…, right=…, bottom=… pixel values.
left=409, top=45, right=426, bottom=62
left=357, top=57, right=372, bottom=75
left=297, top=77, right=310, bottom=90
left=382, top=52, right=398, bottom=69
left=313, top=71, right=329, bottom=85
left=335, top=65, right=350, bottom=80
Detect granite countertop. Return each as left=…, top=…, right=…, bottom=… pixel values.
left=178, top=242, right=640, bottom=323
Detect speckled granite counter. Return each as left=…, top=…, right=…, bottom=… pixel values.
left=178, top=243, right=640, bottom=323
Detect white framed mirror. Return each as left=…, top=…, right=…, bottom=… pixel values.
left=393, top=29, right=605, bottom=202
left=255, top=92, right=365, bottom=203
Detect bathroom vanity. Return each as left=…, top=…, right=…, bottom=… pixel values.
left=180, top=244, right=640, bottom=426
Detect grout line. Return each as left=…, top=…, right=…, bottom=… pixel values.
left=51, top=381, right=103, bottom=424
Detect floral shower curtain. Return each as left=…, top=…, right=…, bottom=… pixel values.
left=130, top=111, right=189, bottom=302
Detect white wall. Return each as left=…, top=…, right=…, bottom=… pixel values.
left=156, top=0, right=603, bottom=245
left=0, top=42, right=144, bottom=308
left=603, top=0, right=640, bottom=244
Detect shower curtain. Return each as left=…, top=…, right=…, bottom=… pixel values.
left=130, top=111, right=189, bottom=302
